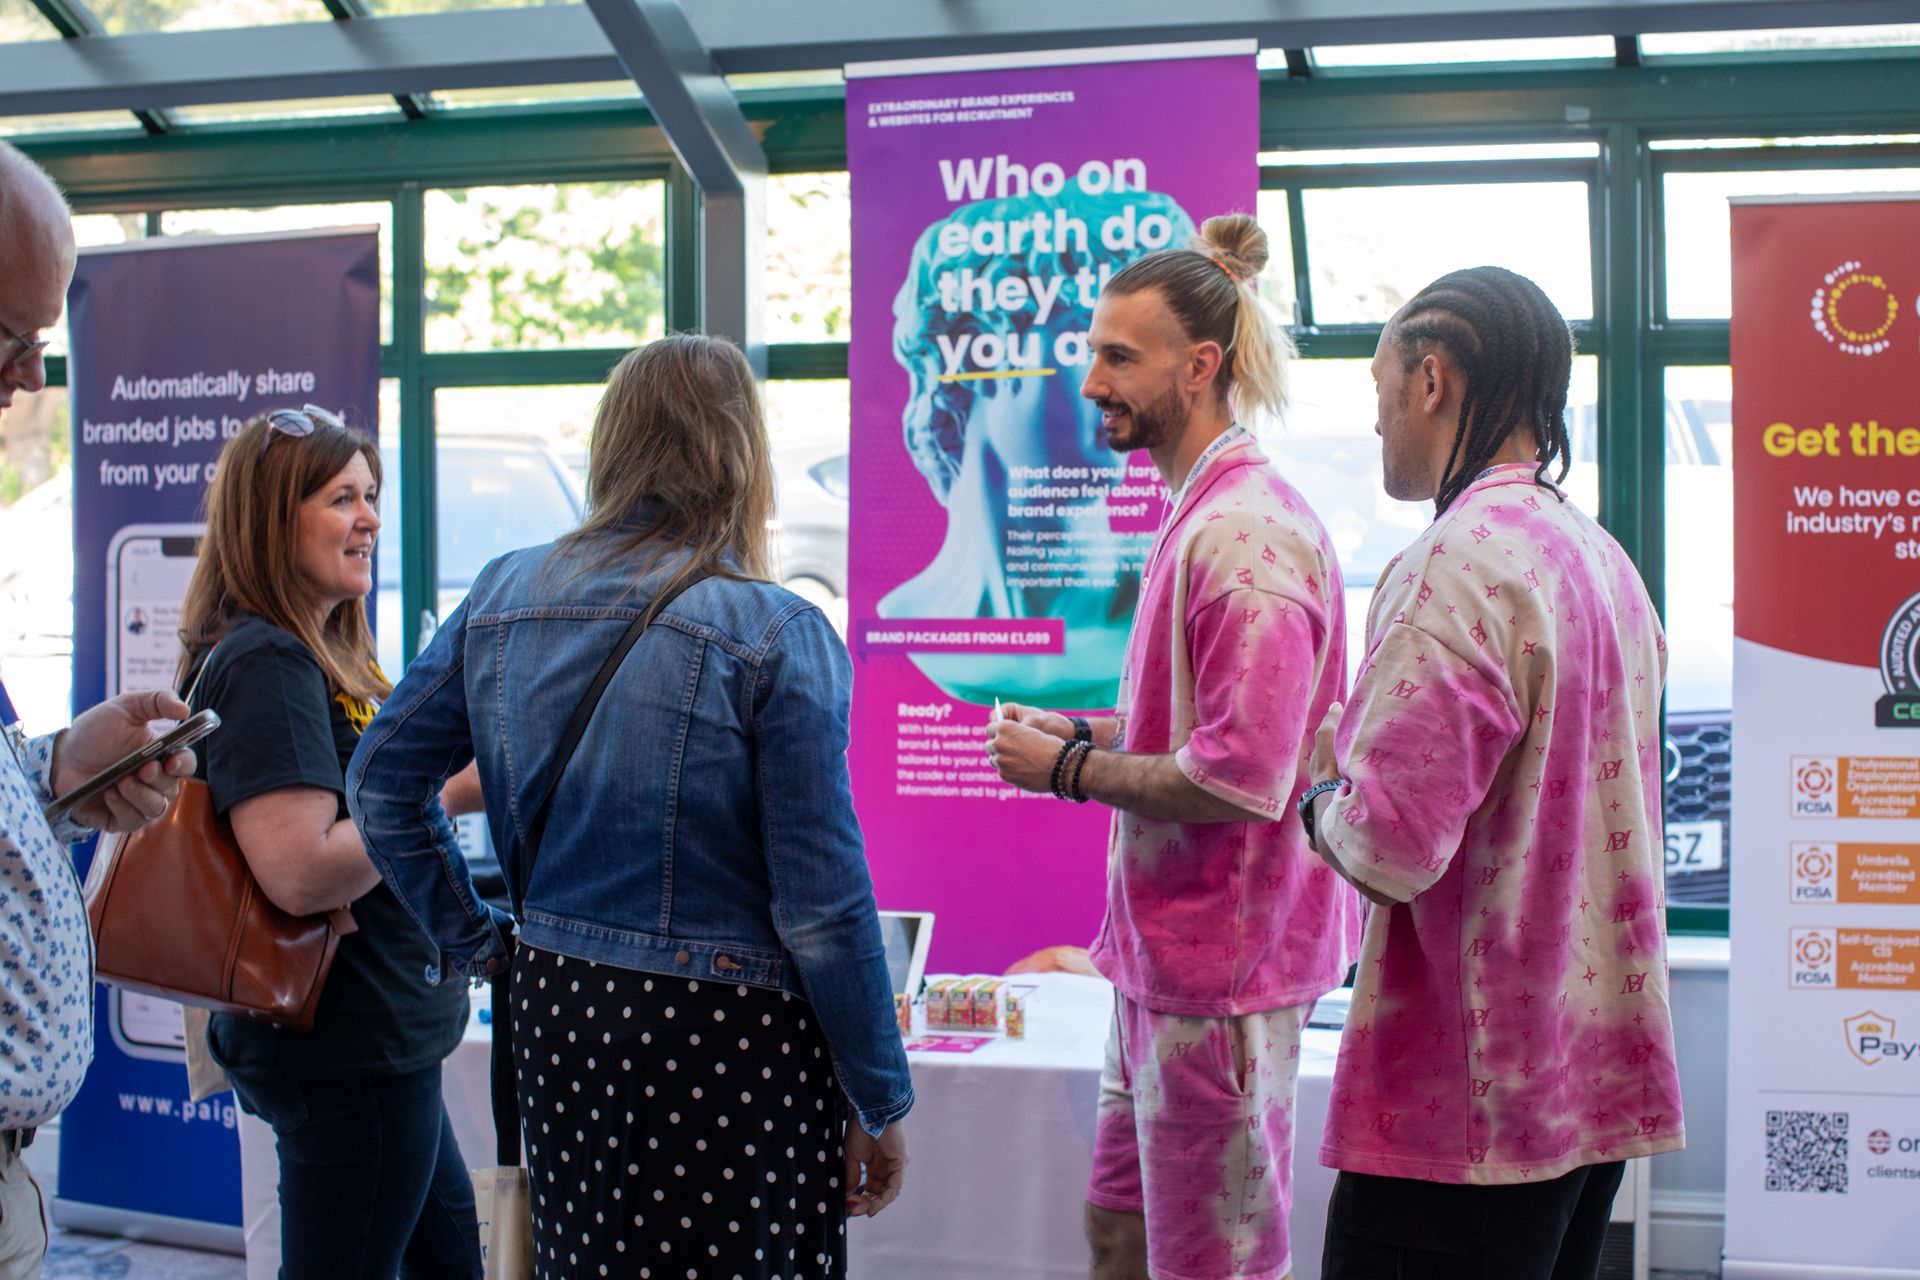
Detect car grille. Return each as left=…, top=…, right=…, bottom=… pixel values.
left=1664, top=712, right=1731, bottom=904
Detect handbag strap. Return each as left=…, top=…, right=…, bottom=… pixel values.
left=491, top=565, right=712, bottom=1167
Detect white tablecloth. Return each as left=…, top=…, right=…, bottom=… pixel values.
left=240, top=974, right=1344, bottom=1280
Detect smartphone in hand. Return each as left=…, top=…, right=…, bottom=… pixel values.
left=43, top=709, right=220, bottom=825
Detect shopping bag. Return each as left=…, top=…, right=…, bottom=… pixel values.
left=472, top=1164, right=534, bottom=1280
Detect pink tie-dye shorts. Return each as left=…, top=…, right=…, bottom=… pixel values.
left=1087, top=994, right=1311, bottom=1280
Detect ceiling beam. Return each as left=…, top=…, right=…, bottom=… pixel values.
left=4, top=0, right=1919, bottom=118
left=26, top=0, right=174, bottom=134
left=583, top=0, right=765, bottom=360
left=318, top=0, right=434, bottom=119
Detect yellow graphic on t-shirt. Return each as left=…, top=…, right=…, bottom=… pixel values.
left=335, top=663, right=385, bottom=736
left=336, top=691, right=377, bottom=735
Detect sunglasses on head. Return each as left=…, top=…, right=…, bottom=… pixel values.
left=261, top=404, right=346, bottom=458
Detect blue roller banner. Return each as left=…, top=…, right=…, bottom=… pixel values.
left=61, top=229, right=380, bottom=1244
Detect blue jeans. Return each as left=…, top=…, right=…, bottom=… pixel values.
left=231, top=1066, right=481, bottom=1280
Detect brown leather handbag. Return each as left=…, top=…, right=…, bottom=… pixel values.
left=82, top=704, right=357, bottom=1032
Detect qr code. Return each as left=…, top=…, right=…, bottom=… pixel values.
left=1765, top=1109, right=1849, bottom=1194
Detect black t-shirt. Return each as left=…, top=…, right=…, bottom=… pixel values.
left=188, top=615, right=467, bottom=1081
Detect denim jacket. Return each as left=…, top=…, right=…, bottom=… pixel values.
left=346, top=535, right=913, bottom=1135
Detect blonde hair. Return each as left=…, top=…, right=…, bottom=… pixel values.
left=553, top=334, right=774, bottom=622
left=178, top=416, right=389, bottom=706
left=1101, top=213, right=1295, bottom=423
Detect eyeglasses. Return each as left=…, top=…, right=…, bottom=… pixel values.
left=0, top=315, right=49, bottom=375
left=262, top=404, right=346, bottom=458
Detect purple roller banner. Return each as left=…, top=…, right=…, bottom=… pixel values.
left=847, top=47, right=1257, bottom=974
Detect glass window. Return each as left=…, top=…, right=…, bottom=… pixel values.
left=171, top=96, right=403, bottom=126
left=1310, top=36, right=1615, bottom=67
left=1264, top=142, right=1598, bottom=166
left=766, top=173, right=851, bottom=344
left=1662, top=167, right=1920, bottom=318
left=424, top=182, right=667, bottom=352
left=764, top=380, right=849, bottom=634
left=86, top=0, right=326, bottom=35
left=0, top=111, right=142, bottom=138
left=161, top=202, right=395, bottom=345
left=45, top=214, right=151, bottom=361
left=361, top=0, right=572, bottom=12
left=0, top=0, right=59, bottom=42
left=1302, top=181, right=1593, bottom=323
left=1643, top=25, right=1920, bottom=56
left=1260, top=356, right=1596, bottom=682
left=1251, top=188, right=1299, bottom=325
left=429, top=383, right=594, bottom=591
left=1661, top=364, right=1733, bottom=907
left=0, top=387, right=73, bottom=735
left=430, top=82, right=639, bottom=111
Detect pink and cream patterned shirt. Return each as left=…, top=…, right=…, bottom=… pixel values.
left=1319, top=463, right=1685, bottom=1184
left=1090, top=435, right=1361, bottom=1017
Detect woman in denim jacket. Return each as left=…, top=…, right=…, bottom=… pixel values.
left=348, top=335, right=912, bottom=1278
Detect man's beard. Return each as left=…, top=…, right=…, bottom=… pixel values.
left=1098, top=381, right=1187, bottom=455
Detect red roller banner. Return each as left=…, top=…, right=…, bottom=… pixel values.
left=1724, top=194, right=1920, bottom=1280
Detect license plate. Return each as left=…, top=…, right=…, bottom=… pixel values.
left=1664, top=820, right=1724, bottom=874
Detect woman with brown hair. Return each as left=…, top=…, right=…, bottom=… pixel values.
left=350, top=334, right=912, bottom=1279
left=178, top=406, right=481, bottom=1279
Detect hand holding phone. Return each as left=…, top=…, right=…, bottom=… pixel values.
left=45, top=709, right=219, bottom=826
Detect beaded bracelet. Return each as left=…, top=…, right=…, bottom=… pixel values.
left=1066, top=740, right=1094, bottom=803
left=1048, top=739, right=1078, bottom=800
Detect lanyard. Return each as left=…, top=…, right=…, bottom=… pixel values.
left=1143, top=424, right=1247, bottom=585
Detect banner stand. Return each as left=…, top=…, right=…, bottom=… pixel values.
left=58, top=228, right=381, bottom=1248
left=1723, top=193, right=1920, bottom=1279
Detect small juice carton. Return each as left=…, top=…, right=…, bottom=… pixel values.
left=969, top=979, right=1005, bottom=1033
left=947, top=977, right=985, bottom=1029
left=923, top=976, right=961, bottom=1030
left=894, top=992, right=912, bottom=1036
left=1005, top=985, right=1036, bottom=1040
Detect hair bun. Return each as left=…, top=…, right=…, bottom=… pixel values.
left=1197, top=214, right=1268, bottom=281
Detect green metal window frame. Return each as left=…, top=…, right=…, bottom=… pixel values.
left=25, top=53, right=1920, bottom=938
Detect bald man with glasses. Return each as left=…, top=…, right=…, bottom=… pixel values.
left=0, top=141, right=198, bottom=1275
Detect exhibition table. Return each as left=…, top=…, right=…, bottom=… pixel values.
left=237, top=974, right=1344, bottom=1280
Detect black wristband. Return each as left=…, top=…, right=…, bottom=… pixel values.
left=1049, top=740, right=1078, bottom=800
left=1070, top=716, right=1092, bottom=743
left=1066, top=741, right=1094, bottom=803
left=1296, top=777, right=1345, bottom=841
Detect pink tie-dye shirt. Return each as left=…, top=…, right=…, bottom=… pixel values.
left=1318, top=463, right=1685, bottom=1185
left=1090, top=436, right=1362, bottom=1017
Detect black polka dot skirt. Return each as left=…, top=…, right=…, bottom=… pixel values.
left=512, top=944, right=850, bottom=1280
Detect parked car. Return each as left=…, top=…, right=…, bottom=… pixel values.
left=377, top=433, right=586, bottom=900
left=771, top=440, right=850, bottom=634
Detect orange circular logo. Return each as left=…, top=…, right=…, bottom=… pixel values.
left=1812, top=260, right=1899, bottom=356
left=1797, top=760, right=1836, bottom=798
left=1796, top=932, right=1834, bottom=968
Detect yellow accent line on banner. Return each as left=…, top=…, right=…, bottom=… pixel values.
left=940, top=368, right=1058, bottom=382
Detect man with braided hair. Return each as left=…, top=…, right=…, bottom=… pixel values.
left=1302, top=266, right=1684, bottom=1277
left=990, top=214, right=1359, bottom=1280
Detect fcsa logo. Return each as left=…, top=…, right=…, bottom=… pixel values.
left=1791, top=842, right=1838, bottom=903
left=1791, top=756, right=1839, bottom=818
left=1811, top=260, right=1900, bottom=356
left=1791, top=927, right=1837, bottom=988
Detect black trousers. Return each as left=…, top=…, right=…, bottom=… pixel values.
left=230, top=1065, right=481, bottom=1280
left=1320, top=1162, right=1625, bottom=1280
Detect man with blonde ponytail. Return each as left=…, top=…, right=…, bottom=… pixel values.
left=990, top=215, right=1360, bottom=1280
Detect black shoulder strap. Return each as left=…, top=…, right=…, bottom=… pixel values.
left=492, top=566, right=711, bottom=1167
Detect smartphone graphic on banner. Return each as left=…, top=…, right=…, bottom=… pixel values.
left=104, top=524, right=204, bottom=1063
